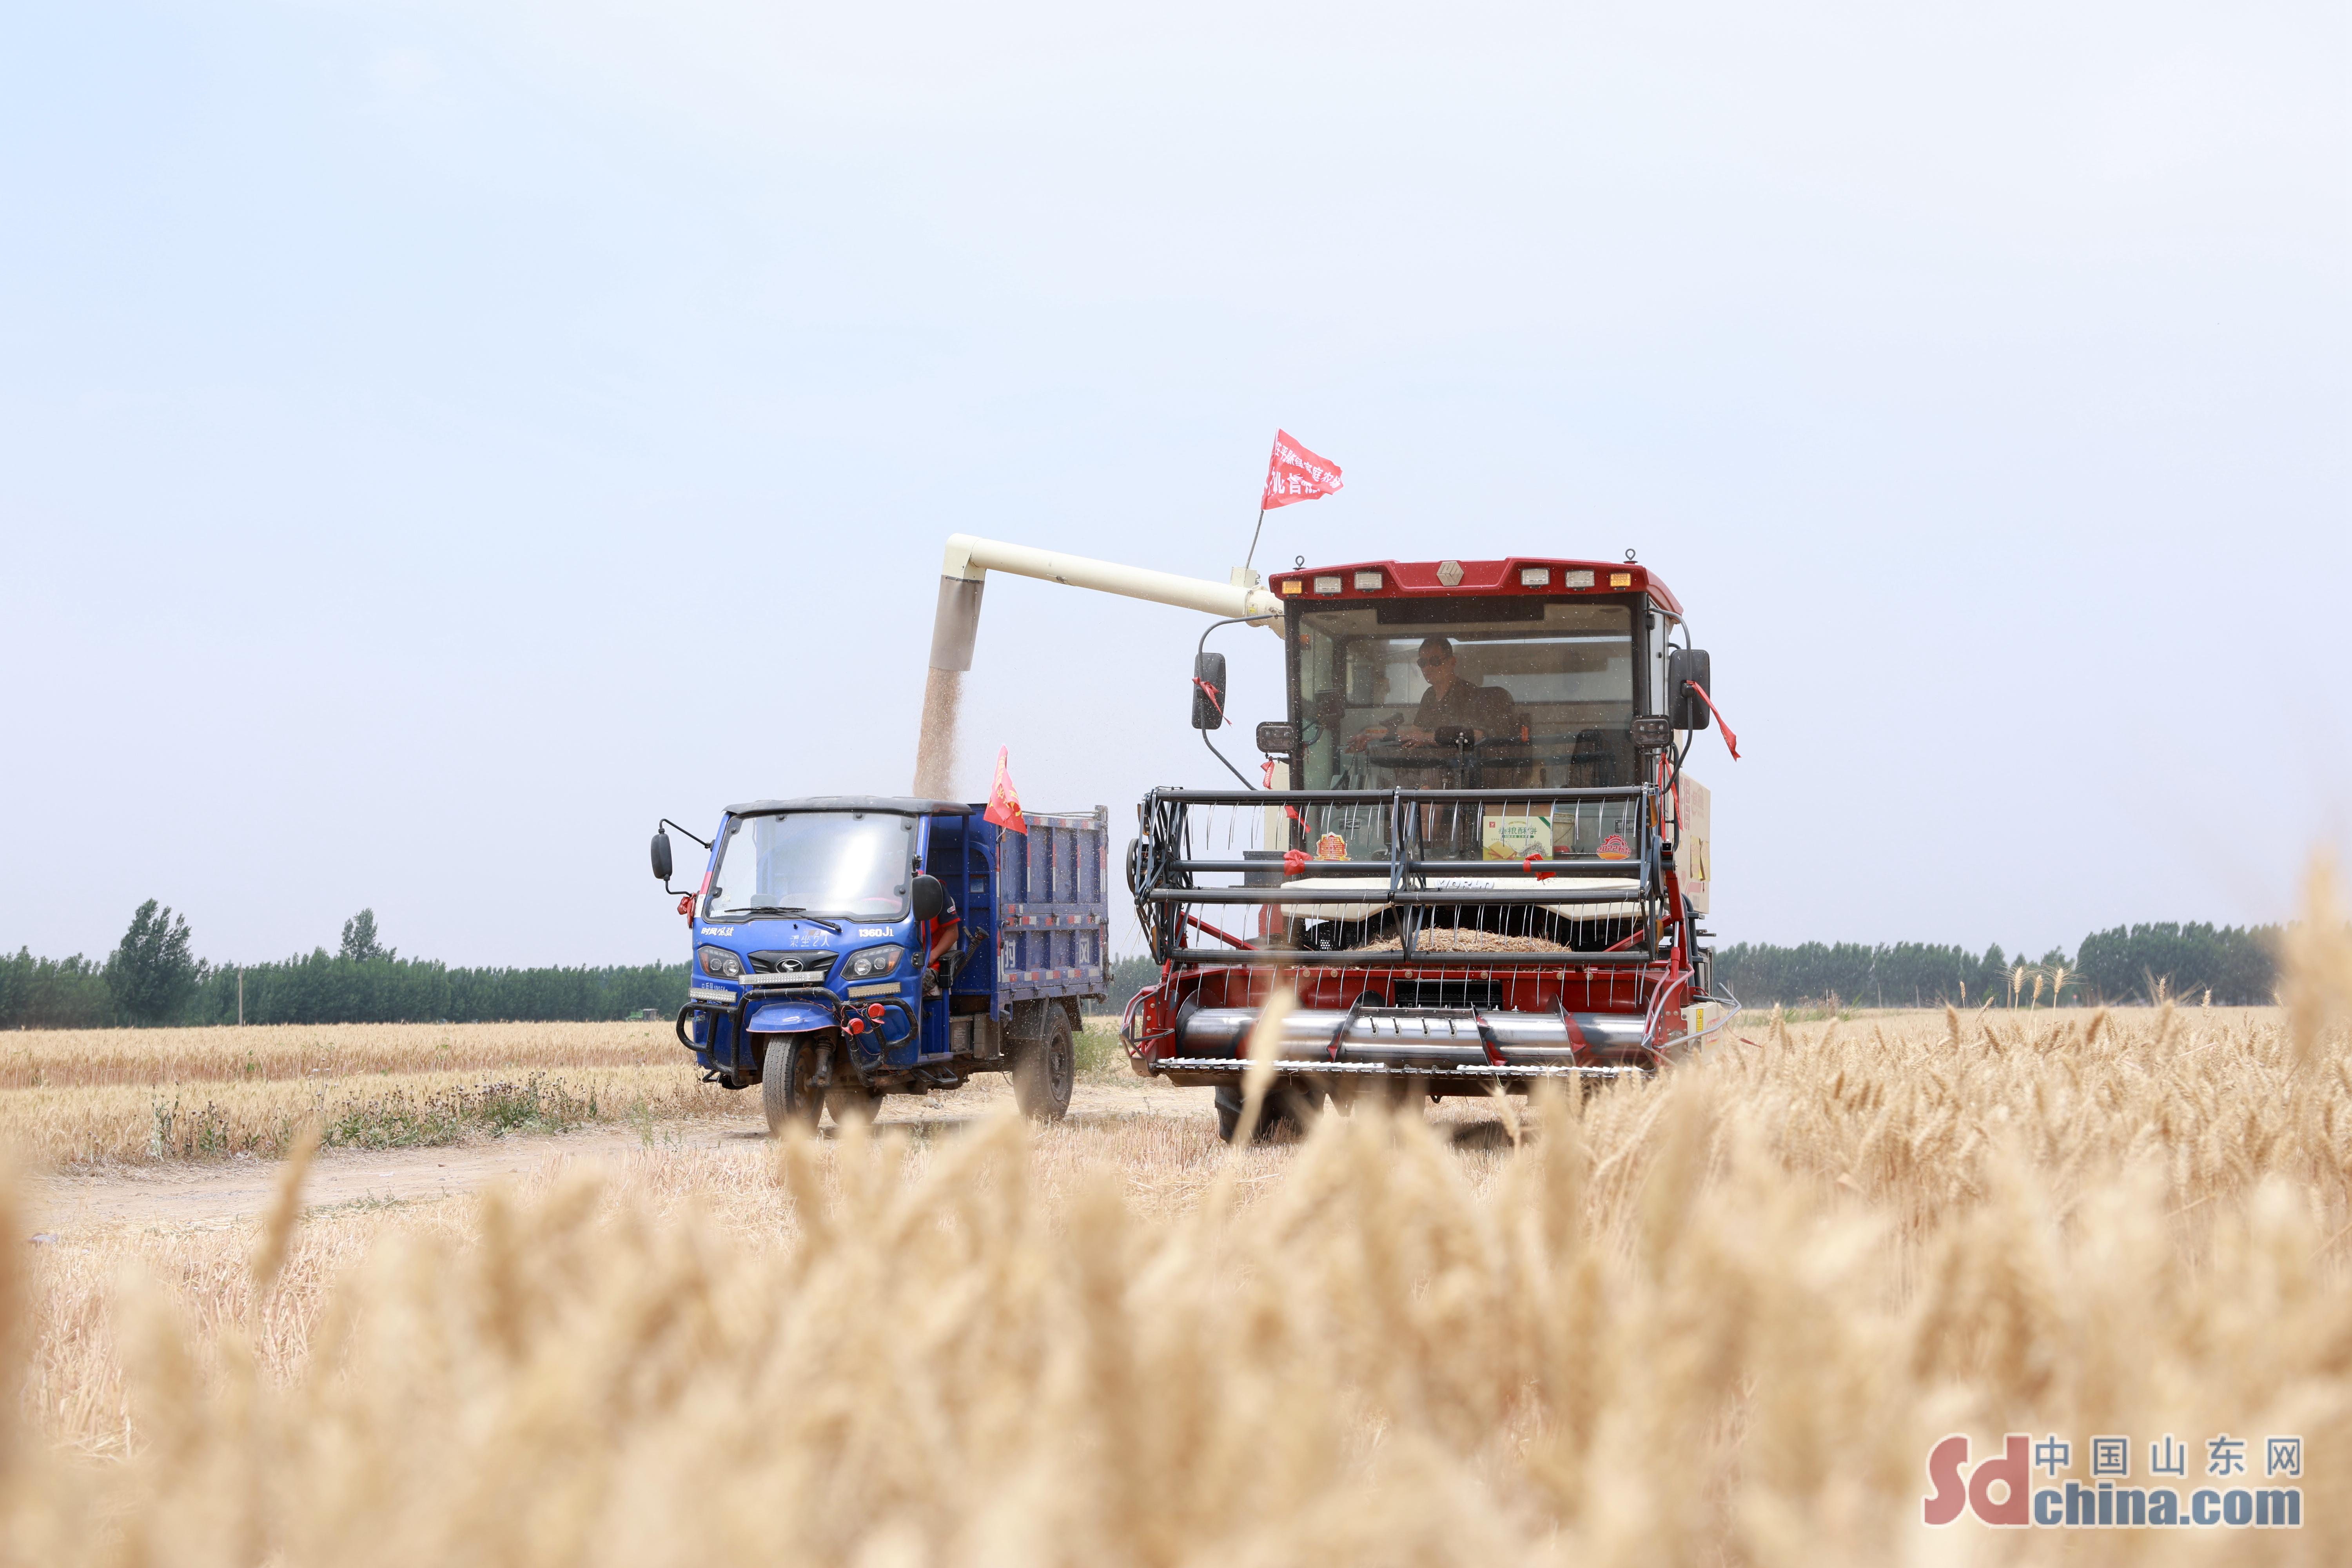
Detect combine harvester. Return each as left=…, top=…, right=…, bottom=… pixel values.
left=920, top=535, right=1738, bottom=1140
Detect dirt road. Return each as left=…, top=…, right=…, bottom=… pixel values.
left=31, top=1075, right=1204, bottom=1234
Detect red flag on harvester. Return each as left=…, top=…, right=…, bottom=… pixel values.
left=984, top=746, right=1027, bottom=835
left=1261, top=430, right=1343, bottom=510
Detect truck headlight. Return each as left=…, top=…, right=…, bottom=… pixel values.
left=842, top=943, right=906, bottom=980
left=697, top=944, right=744, bottom=980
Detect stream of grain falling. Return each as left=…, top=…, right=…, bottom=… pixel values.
left=911, top=666, right=962, bottom=799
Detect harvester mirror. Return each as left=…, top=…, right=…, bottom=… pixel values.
left=650, top=830, right=673, bottom=883
left=910, top=875, right=946, bottom=922
left=1254, top=722, right=1298, bottom=754
left=1190, top=652, right=1227, bottom=730
left=1668, top=648, right=1713, bottom=730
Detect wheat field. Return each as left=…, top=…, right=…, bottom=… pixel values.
left=0, top=1019, right=689, bottom=1090
left=2, top=874, right=2348, bottom=1564
left=0, top=1019, right=745, bottom=1165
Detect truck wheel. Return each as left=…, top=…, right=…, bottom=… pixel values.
left=761, top=1035, right=823, bottom=1135
left=1214, top=1080, right=1323, bottom=1143
left=824, top=1085, right=884, bottom=1126
left=1011, top=1008, right=1074, bottom=1122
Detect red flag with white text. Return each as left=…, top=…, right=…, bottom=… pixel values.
left=984, top=746, right=1027, bottom=835
left=1261, top=430, right=1343, bottom=510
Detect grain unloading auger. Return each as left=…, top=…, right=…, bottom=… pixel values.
left=921, top=534, right=1740, bottom=1140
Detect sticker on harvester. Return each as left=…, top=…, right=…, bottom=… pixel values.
left=1597, top=833, right=1631, bottom=861
left=1315, top=832, right=1350, bottom=860
left=1482, top=813, right=1553, bottom=861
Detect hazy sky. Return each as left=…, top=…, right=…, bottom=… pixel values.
left=4, top=1, right=2346, bottom=969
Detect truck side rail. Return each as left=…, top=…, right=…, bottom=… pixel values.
left=991, top=806, right=1112, bottom=997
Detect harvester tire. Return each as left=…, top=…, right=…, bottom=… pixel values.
left=1011, top=1008, right=1074, bottom=1122
left=1354, top=1074, right=1432, bottom=1122
left=761, top=1035, right=824, bottom=1135
left=1214, top=1081, right=1323, bottom=1144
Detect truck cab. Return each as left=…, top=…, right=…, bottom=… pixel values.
left=652, top=796, right=1109, bottom=1132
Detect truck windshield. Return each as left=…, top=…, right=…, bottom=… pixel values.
left=705, top=812, right=914, bottom=923
left=1296, top=599, right=1638, bottom=792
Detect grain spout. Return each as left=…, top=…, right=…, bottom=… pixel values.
left=913, top=573, right=985, bottom=798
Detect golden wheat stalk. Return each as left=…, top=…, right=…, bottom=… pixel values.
left=248, top=1118, right=320, bottom=1296
left=1225, top=986, right=1297, bottom=1149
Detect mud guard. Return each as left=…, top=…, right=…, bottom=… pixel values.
left=747, top=996, right=887, bottom=1071
left=746, top=997, right=835, bottom=1034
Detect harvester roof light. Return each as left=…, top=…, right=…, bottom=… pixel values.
left=1279, top=579, right=1303, bottom=595
left=1313, top=575, right=1343, bottom=595
left=1353, top=570, right=1383, bottom=590
left=1562, top=569, right=1595, bottom=588
left=1610, top=571, right=1633, bottom=588
left=1519, top=566, right=1551, bottom=587
left=1436, top=560, right=1465, bottom=586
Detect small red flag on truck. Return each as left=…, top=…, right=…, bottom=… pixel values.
left=985, top=746, right=1028, bottom=834
left=1261, top=430, right=1343, bottom=510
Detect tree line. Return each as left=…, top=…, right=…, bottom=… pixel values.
left=1713, top=922, right=2284, bottom=1009
left=4, top=898, right=2293, bottom=1030
left=1, top=902, right=685, bottom=1029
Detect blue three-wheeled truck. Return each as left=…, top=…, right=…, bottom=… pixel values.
left=650, top=797, right=1110, bottom=1132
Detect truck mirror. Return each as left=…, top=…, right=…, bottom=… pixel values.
left=1254, top=721, right=1298, bottom=754
left=911, top=875, right=946, bottom=922
left=650, top=830, right=673, bottom=882
left=1190, top=652, right=1227, bottom=730
left=1668, top=648, right=1712, bottom=731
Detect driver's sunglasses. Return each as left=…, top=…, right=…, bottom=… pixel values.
left=1416, top=655, right=1451, bottom=670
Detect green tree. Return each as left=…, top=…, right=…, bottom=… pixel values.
left=1093, top=954, right=1160, bottom=1014
left=107, top=900, right=198, bottom=1025
left=339, top=908, right=394, bottom=963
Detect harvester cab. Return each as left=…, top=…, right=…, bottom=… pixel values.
left=648, top=797, right=1110, bottom=1134
left=1123, top=553, right=1735, bottom=1137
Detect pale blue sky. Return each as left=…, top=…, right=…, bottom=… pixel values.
left=3, top=2, right=2346, bottom=967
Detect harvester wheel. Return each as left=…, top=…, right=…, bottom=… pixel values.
left=1343, top=1072, right=1431, bottom=1117
left=761, top=1035, right=824, bottom=1135
left=1214, top=1081, right=1323, bottom=1143
left=1011, top=1007, right=1074, bottom=1122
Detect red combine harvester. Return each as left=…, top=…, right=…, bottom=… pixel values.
left=1118, top=554, right=1735, bottom=1138
left=915, top=535, right=1736, bottom=1141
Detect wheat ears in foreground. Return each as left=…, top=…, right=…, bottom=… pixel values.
left=0, top=870, right=2347, bottom=1566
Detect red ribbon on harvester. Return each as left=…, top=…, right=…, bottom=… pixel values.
left=1259, top=759, right=1313, bottom=833
left=1682, top=681, right=1741, bottom=760
left=1521, top=850, right=1554, bottom=882
left=1283, top=849, right=1310, bottom=876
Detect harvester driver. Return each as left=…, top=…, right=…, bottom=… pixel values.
left=1348, top=637, right=1512, bottom=752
